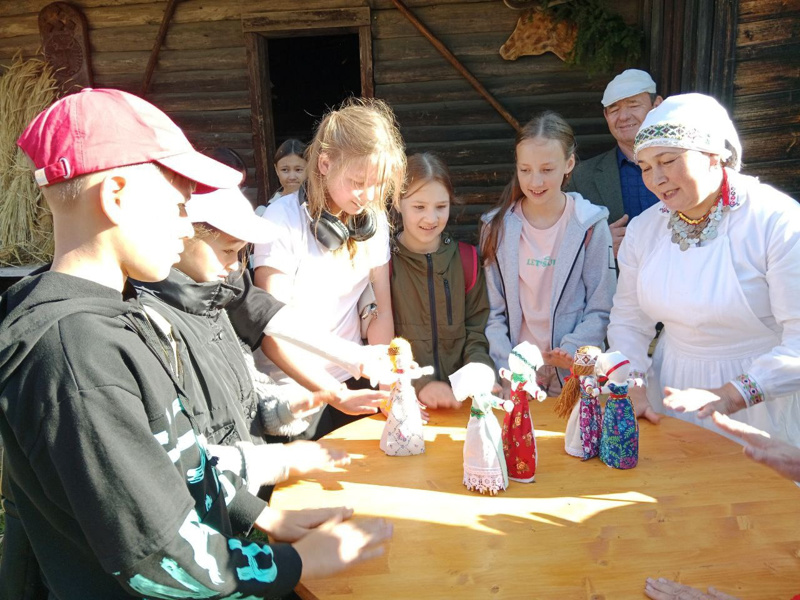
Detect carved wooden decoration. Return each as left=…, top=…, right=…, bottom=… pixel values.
left=38, top=2, right=93, bottom=95
left=499, top=8, right=577, bottom=62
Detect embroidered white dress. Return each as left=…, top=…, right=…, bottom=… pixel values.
left=608, top=170, right=800, bottom=444
left=380, top=369, right=426, bottom=457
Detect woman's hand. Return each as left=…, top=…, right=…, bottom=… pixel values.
left=285, top=441, right=350, bottom=476
left=713, top=412, right=800, bottom=481
left=630, top=384, right=661, bottom=424
left=254, top=506, right=354, bottom=543
left=542, top=347, right=573, bottom=370
left=663, top=383, right=746, bottom=418
left=645, top=577, right=739, bottom=600
left=418, top=381, right=460, bottom=410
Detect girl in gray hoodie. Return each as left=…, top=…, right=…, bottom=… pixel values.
left=480, top=111, right=617, bottom=394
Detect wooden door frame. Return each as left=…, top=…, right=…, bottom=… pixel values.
left=243, top=8, right=373, bottom=204
left=643, top=0, right=738, bottom=107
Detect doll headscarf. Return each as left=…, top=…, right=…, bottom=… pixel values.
left=634, top=93, right=742, bottom=171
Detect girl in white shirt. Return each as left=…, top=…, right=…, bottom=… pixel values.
left=252, top=98, right=406, bottom=439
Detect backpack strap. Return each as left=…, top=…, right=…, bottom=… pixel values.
left=458, top=241, right=478, bottom=293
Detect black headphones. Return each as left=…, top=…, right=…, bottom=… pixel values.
left=299, top=184, right=377, bottom=251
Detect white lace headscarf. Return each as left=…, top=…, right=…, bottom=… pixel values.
left=634, top=93, right=742, bottom=171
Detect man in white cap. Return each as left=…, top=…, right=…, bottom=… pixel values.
left=567, top=69, right=663, bottom=257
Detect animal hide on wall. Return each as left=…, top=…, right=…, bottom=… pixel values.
left=499, top=8, right=577, bottom=62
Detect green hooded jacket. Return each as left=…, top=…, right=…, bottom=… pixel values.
left=390, top=232, right=495, bottom=394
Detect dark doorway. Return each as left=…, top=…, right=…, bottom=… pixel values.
left=267, top=33, right=362, bottom=146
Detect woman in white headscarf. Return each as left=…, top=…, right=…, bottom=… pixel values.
left=607, top=93, right=800, bottom=444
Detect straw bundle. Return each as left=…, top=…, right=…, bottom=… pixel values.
left=0, top=53, right=58, bottom=267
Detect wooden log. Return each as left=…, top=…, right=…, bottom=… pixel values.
left=377, top=72, right=606, bottom=104
left=242, top=7, right=370, bottom=33
left=0, top=0, right=368, bottom=37
left=94, top=68, right=249, bottom=94
left=91, top=46, right=246, bottom=76
left=401, top=120, right=610, bottom=144
left=741, top=159, right=800, bottom=196
left=733, top=91, right=800, bottom=131
left=185, top=130, right=254, bottom=148
left=739, top=0, right=800, bottom=22
left=375, top=53, right=573, bottom=85
left=146, top=90, right=251, bottom=111
left=141, top=0, right=180, bottom=96
left=168, top=108, right=252, bottom=133
left=374, top=32, right=510, bottom=62
left=737, top=15, right=799, bottom=50
left=449, top=164, right=516, bottom=187
left=734, top=56, right=800, bottom=95
left=735, top=39, right=799, bottom=62
left=373, top=2, right=519, bottom=40
left=0, top=34, right=40, bottom=59
left=88, top=20, right=245, bottom=53
left=740, top=128, right=800, bottom=163
left=387, top=0, right=519, bottom=131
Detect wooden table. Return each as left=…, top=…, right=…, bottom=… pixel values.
left=273, top=401, right=800, bottom=599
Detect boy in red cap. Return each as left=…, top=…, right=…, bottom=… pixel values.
left=0, top=88, right=391, bottom=599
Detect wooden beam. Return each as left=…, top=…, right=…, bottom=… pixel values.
left=388, top=0, right=520, bottom=132
left=141, top=0, right=180, bottom=97
left=242, top=8, right=370, bottom=33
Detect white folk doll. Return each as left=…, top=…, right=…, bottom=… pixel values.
left=554, top=345, right=602, bottom=460
left=596, top=351, right=639, bottom=469
left=498, top=342, right=547, bottom=483
left=379, top=338, right=433, bottom=457
left=450, top=363, right=513, bottom=495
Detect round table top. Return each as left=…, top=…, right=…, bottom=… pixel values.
left=272, top=401, right=800, bottom=599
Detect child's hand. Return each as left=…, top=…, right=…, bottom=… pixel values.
left=418, top=381, right=460, bottom=410
left=255, top=506, right=354, bottom=543
left=543, top=347, right=573, bottom=370
left=294, top=514, right=393, bottom=579
left=285, top=441, right=350, bottom=476
left=326, top=387, right=389, bottom=415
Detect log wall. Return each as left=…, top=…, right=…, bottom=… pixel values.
left=0, top=0, right=795, bottom=239
left=733, top=0, right=799, bottom=197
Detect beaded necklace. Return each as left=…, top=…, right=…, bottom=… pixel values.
left=667, top=169, right=731, bottom=251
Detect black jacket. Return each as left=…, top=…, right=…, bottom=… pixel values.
left=135, top=268, right=285, bottom=446
left=0, top=272, right=300, bottom=599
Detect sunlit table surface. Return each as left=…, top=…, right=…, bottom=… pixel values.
left=272, top=400, right=800, bottom=599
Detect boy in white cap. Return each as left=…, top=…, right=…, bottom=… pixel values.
left=0, top=88, right=391, bottom=599
left=567, top=69, right=663, bottom=257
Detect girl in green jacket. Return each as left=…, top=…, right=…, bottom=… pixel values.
left=391, top=153, right=497, bottom=409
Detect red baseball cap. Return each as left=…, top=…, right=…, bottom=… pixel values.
left=17, top=88, right=242, bottom=193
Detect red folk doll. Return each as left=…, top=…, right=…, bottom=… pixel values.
left=499, top=342, right=547, bottom=483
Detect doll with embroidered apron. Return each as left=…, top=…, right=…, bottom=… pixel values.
left=554, top=346, right=603, bottom=459
left=379, top=338, right=433, bottom=456
left=450, top=363, right=514, bottom=495
left=498, top=342, right=547, bottom=483
left=595, top=351, right=640, bottom=469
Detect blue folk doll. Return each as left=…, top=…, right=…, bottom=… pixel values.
left=596, top=351, right=639, bottom=469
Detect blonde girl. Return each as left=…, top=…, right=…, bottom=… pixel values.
left=481, top=111, right=616, bottom=394
left=252, top=98, right=406, bottom=439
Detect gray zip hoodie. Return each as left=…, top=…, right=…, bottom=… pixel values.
left=481, top=192, right=617, bottom=381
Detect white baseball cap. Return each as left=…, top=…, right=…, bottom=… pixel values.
left=601, top=69, right=657, bottom=107
left=186, top=187, right=270, bottom=244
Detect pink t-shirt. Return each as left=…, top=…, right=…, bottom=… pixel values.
left=517, top=195, right=574, bottom=354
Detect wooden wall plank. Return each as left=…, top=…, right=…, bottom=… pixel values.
left=740, top=129, right=800, bottom=163
left=737, top=14, right=799, bottom=50
left=734, top=56, right=800, bottom=96
left=738, top=0, right=800, bottom=22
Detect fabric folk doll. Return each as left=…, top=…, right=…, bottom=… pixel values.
left=379, top=338, right=433, bottom=456
left=554, top=345, right=602, bottom=460
left=596, top=351, right=639, bottom=469
left=450, top=363, right=514, bottom=495
left=498, top=342, right=547, bottom=483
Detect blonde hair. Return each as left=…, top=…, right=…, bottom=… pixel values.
left=553, top=345, right=602, bottom=418
left=305, top=98, right=406, bottom=257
